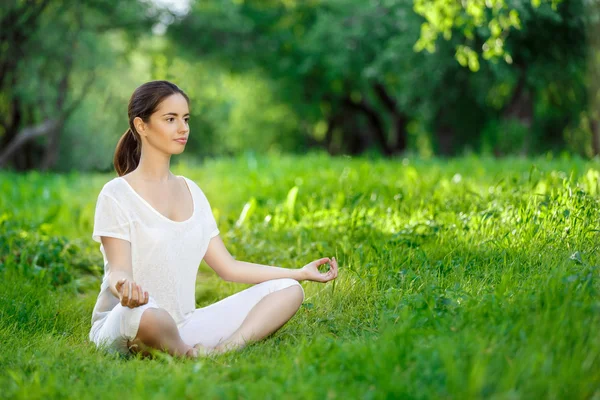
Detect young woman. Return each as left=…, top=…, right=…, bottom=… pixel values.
left=89, top=80, right=339, bottom=359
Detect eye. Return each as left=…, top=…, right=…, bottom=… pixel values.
left=167, top=117, right=175, bottom=122
left=184, top=118, right=190, bottom=123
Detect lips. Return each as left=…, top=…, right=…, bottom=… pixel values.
left=175, top=138, right=188, bottom=144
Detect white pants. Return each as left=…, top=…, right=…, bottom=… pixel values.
left=90, top=278, right=304, bottom=355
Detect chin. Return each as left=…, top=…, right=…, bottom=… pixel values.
left=171, top=145, right=186, bottom=154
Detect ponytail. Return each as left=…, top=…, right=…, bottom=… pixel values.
left=113, top=128, right=141, bottom=176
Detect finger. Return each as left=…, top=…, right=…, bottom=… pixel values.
left=331, top=257, right=338, bottom=271
left=130, top=283, right=139, bottom=307
left=127, top=281, right=134, bottom=307
left=326, top=259, right=336, bottom=281
left=143, top=291, right=149, bottom=305
left=116, top=278, right=126, bottom=292
left=314, top=257, right=330, bottom=266
left=121, top=280, right=130, bottom=306
left=137, top=284, right=143, bottom=304
left=325, top=260, right=335, bottom=276
left=135, top=284, right=142, bottom=306
left=138, top=286, right=147, bottom=305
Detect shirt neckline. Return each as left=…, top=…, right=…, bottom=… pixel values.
left=118, top=175, right=196, bottom=224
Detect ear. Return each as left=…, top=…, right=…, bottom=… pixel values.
left=133, top=117, right=146, bottom=136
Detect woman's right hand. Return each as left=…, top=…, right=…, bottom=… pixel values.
left=116, top=278, right=149, bottom=308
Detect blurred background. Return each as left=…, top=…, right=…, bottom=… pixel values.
left=1, top=0, right=599, bottom=172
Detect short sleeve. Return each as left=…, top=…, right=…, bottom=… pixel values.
left=92, top=193, right=131, bottom=243
left=198, top=188, right=219, bottom=239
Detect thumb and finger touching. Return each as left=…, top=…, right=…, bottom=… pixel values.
left=117, top=278, right=149, bottom=308
left=307, top=256, right=339, bottom=282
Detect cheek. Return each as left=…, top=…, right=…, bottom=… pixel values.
left=153, top=121, right=173, bottom=137
left=162, top=122, right=175, bottom=135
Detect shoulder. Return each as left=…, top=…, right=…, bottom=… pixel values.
left=98, top=176, right=123, bottom=198
left=180, top=176, right=212, bottom=202
left=180, top=175, right=203, bottom=193
left=95, top=177, right=131, bottom=212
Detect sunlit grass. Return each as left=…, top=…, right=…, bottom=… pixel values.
left=1, top=152, right=599, bottom=399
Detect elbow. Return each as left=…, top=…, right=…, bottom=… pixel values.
left=218, top=260, right=238, bottom=282
left=219, top=271, right=233, bottom=282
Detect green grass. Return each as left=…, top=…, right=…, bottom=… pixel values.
left=1, top=152, right=599, bottom=399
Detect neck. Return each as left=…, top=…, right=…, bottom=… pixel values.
left=134, top=145, right=173, bottom=182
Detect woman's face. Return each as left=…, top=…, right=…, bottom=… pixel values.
left=135, top=93, right=190, bottom=154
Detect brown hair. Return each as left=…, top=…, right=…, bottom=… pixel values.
left=113, top=80, right=190, bottom=176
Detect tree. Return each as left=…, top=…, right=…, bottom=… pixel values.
left=169, top=0, right=592, bottom=157
left=170, top=0, right=433, bottom=156
left=0, top=0, right=157, bottom=170
left=412, top=0, right=563, bottom=71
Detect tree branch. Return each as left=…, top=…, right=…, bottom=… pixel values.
left=343, top=96, right=393, bottom=155
left=372, top=82, right=408, bottom=152
left=0, top=119, right=59, bottom=168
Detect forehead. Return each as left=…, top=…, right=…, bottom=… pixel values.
left=155, top=93, right=189, bottom=113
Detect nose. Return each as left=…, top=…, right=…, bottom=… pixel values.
left=178, top=119, right=189, bottom=133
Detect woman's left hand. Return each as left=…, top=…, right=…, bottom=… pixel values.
left=300, top=257, right=339, bottom=283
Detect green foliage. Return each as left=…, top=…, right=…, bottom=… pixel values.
left=1, top=154, right=600, bottom=398
left=480, top=117, right=529, bottom=155
left=163, top=0, right=597, bottom=159
left=413, top=0, right=563, bottom=71
left=0, top=171, right=107, bottom=286
left=0, top=0, right=161, bottom=171
left=2, top=0, right=600, bottom=171
left=0, top=216, right=101, bottom=288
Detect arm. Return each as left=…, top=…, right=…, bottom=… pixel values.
left=203, top=235, right=305, bottom=284
left=203, top=235, right=338, bottom=284
left=101, top=236, right=148, bottom=306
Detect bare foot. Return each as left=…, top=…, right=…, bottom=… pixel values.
left=184, top=346, right=198, bottom=358
left=211, top=341, right=244, bottom=355
left=185, top=344, right=211, bottom=358
left=191, top=343, right=215, bottom=357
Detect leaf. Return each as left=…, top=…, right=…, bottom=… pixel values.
left=570, top=251, right=583, bottom=265
left=235, top=197, right=257, bottom=227
left=285, top=186, right=299, bottom=218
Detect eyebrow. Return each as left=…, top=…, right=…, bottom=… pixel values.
left=161, top=112, right=190, bottom=117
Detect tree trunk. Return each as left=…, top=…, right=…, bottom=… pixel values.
left=502, top=65, right=534, bottom=155
left=39, top=121, right=64, bottom=171
left=324, top=113, right=343, bottom=154
left=343, top=96, right=393, bottom=156
left=40, top=32, right=75, bottom=170
left=436, top=124, right=454, bottom=156
left=592, top=118, right=600, bottom=156
left=373, top=82, right=408, bottom=152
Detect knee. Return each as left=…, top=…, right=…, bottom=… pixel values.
left=279, top=279, right=304, bottom=303
left=290, top=283, right=305, bottom=304
left=135, top=308, right=173, bottom=343
left=264, top=278, right=305, bottom=303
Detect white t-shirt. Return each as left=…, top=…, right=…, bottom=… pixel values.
left=90, top=175, right=220, bottom=330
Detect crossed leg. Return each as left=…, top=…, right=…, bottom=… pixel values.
left=210, top=284, right=304, bottom=354
left=126, top=308, right=196, bottom=358
left=127, top=278, right=304, bottom=358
